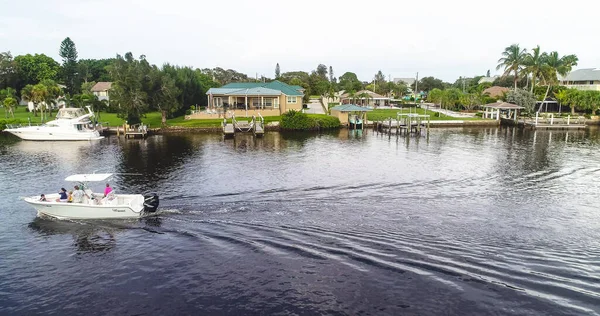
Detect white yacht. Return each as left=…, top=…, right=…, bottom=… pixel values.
left=23, top=173, right=160, bottom=220
left=5, top=106, right=104, bottom=141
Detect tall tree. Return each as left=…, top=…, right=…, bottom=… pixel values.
left=373, top=70, right=386, bottom=94
left=149, top=69, right=181, bottom=127
left=106, top=52, right=149, bottom=124
left=415, top=76, right=445, bottom=92
left=0, top=52, right=16, bottom=89
left=496, top=44, right=527, bottom=90
left=329, top=66, right=334, bottom=83
left=523, top=45, right=546, bottom=93
left=14, top=54, right=60, bottom=91
left=486, top=69, right=490, bottom=77
left=275, top=63, right=280, bottom=79
left=316, top=64, right=328, bottom=80
left=537, top=51, right=578, bottom=113
left=338, top=72, right=362, bottom=92
left=59, top=37, right=79, bottom=94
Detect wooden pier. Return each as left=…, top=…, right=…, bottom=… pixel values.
left=521, top=113, right=586, bottom=130
left=116, top=124, right=149, bottom=138
left=375, top=112, right=430, bottom=136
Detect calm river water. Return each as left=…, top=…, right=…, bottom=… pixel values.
left=1, top=127, right=600, bottom=315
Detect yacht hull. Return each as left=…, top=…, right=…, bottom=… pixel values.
left=5, top=128, right=103, bottom=141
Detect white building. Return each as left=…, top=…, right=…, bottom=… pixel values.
left=560, top=68, right=600, bottom=91
left=91, top=82, right=112, bottom=102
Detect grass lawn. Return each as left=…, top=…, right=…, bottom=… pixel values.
left=2, top=106, right=281, bottom=128
left=367, top=108, right=486, bottom=121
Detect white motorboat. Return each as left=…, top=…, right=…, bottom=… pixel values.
left=5, top=106, right=104, bottom=141
left=23, top=173, right=160, bottom=220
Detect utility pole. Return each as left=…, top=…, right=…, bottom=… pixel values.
left=415, top=72, right=419, bottom=102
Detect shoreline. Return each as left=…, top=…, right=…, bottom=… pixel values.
left=106, top=120, right=501, bottom=135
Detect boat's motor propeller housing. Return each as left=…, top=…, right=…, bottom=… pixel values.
left=143, top=193, right=159, bottom=213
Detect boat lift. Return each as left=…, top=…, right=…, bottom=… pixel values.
left=223, top=113, right=264, bottom=137
left=375, top=108, right=430, bottom=136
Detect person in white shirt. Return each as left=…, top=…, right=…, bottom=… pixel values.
left=72, top=185, right=85, bottom=203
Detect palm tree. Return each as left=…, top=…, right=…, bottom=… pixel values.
left=31, top=84, right=49, bottom=122
left=496, top=44, right=527, bottom=90
left=357, top=91, right=372, bottom=107
left=554, top=90, right=568, bottom=114
left=523, top=45, right=547, bottom=93
left=3, top=97, right=17, bottom=118
left=537, top=52, right=578, bottom=113
left=21, top=85, right=36, bottom=117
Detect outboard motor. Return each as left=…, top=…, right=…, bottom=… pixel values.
left=143, top=193, right=159, bottom=213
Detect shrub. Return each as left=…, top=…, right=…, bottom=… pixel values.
left=281, top=110, right=316, bottom=130
left=281, top=110, right=340, bottom=130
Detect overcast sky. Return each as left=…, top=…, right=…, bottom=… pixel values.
left=1, top=0, right=597, bottom=83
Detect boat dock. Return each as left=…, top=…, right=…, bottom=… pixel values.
left=375, top=113, right=430, bottom=136
left=116, top=124, right=149, bottom=138
left=520, top=113, right=586, bottom=130
left=223, top=114, right=264, bottom=137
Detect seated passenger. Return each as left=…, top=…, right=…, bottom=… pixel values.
left=72, top=185, right=85, bottom=203
left=67, top=191, right=73, bottom=203
left=56, top=188, right=68, bottom=202
left=103, top=183, right=112, bottom=198
left=39, top=194, right=47, bottom=202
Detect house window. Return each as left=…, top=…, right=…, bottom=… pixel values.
left=264, top=98, right=273, bottom=107
left=591, top=81, right=594, bottom=85
left=274, top=97, right=280, bottom=109
left=214, top=97, right=223, bottom=107
left=287, top=96, right=297, bottom=104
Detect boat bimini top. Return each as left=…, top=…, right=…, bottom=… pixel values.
left=64, top=173, right=113, bottom=182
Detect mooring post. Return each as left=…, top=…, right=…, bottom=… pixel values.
left=567, top=115, right=571, bottom=125
left=535, top=112, right=539, bottom=125
left=551, top=113, right=554, bottom=125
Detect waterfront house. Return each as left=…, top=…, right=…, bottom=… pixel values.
left=195, top=80, right=304, bottom=118
left=560, top=68, right=600, bottom=91
left=91, top=82, right=112, bottom=103
left=340, top=90, right=390, bottom=107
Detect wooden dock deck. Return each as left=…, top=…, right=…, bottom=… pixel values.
left=520, top=114, right=586, bottom=130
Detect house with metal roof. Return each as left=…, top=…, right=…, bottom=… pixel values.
left=339, top=90, right=390, bottom=107
left=329, top=104, right=372, bottom=125
left=201, top=80, right=304, bottom=118
left=560, top=68, right=600, bottom=91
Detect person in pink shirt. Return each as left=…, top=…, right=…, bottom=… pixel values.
left=103, top=183, right=113, bottom=198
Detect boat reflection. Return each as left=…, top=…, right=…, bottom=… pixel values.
left=28, top=217, right=162, bottom=254
left=11, top=139, right=102, bottom=165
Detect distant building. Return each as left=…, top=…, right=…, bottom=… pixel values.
left=393, top=78, right=416, bottom=87
left=560, top=68, right=600, bottom=91
left=340, top=90, right=390, bottom=107
left=91, top=82, right=112, bottom=103
left=478, top=76, right=499, bottom=85
left=482, top=86, right=510, bottom=98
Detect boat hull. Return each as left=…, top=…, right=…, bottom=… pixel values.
left=5, top=127, right=103, bottom=141
left=24, top=197, right=145, bottom=220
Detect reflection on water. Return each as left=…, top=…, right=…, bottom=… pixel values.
left=28, top=217, right=117, bottom=254
left=2, top=127, right=600, bottom=315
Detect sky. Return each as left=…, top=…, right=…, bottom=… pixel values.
left=1, top=0, right=598, bottom=83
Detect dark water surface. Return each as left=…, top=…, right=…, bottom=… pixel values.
left=1, top=127, right=600, bottom=315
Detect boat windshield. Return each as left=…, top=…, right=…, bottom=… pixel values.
left=56, top=108, right=86, bottom=119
